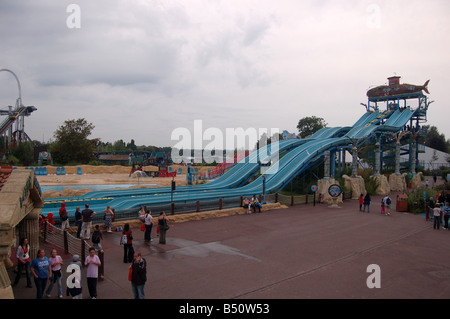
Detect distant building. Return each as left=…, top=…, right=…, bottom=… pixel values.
left=97, top=154, right=130, bottom=165
left=401, top=144, right=450, bottom=170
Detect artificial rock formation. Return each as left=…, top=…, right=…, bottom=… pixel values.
left=318, top=178, right=343, bottom=204
left=342, top=175, right=366, bottom=200
left=389, top=173, right=407, bottom=192
left=372, top=174, right=390, bottom=195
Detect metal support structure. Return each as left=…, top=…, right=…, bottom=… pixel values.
left=0, top=69, right=36, bottom=150
left=324, top=150, right=330, bottom=180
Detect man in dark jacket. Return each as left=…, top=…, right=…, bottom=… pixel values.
left=131, top=252, right=147, bottom=299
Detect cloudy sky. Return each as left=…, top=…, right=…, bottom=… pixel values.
left=0, top=0, right=449, bottom=148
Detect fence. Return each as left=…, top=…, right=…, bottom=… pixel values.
left=39, top=220, right=104, bottom=280
left=51, top=190, right=353, bottom=227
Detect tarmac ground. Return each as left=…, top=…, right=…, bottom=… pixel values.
left=7, top=192, right=450, bottom=303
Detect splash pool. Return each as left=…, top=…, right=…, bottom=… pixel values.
left=40, top=183, right=156, bottom=192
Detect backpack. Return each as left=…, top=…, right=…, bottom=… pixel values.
left=92, top=231, right=100, bottom=244
left=60, top=211, right=68, bottom=221
left=386, top=197, right=391, bottom=205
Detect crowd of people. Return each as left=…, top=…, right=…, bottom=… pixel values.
left=11, top=242, right=102, bottom=299
left=358, top=193, right=392, bottom=215
left=23, top=203, right=170, bottom=299
left=427, top=193, right=450, bottom=231
left=358, top=189, right=450, bottom=232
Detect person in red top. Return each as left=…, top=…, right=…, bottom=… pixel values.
left=359, top=194, right=364, bottom=212
left=59, top=202, right=69, bottom=230
left=121, top=223, right=134, bottom=263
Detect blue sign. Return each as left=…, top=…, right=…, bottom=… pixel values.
left=311, top=185, right=317, bottom=192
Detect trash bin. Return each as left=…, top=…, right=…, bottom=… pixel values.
left=396, top=194, right=408, bottom=212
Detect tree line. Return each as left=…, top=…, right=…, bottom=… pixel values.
left=2, top=116, right=449, bottom=166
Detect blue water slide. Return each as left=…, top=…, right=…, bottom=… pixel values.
left=42, top=109, right=418, bottom=215
left=43, top=139, right=304, bottom=206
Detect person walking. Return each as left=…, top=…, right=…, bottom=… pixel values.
left=158, top=212, right=169, bottom=244
left=130, top=252, right=147, bottom=299
left=91, top=225, right=103, bottom=251
left=359, top=194, right=364, bottom=212
left=121, top=223, right=134, bottom=263
left=12, top=238, right=32, bottom=288
left=74, top=207, right=82, bottom=239
left=103, top=205, right=114, bottom=233
left=85, top=247, right=101, bottom=299
left=383, top=194, right=392, bottom=216
left=81, top=204, right=96, bottom=240
left=363, top=193, right=371, bottom=213
left=30, top=249, right=52, bottom=299
left=59, top=202, right=70, bottom=230
left=45, top=248, right=64, bottom=298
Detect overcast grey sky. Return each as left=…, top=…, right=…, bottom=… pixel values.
left=0, top=0, right=449, bottom=148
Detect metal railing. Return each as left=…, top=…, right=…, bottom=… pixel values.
left=39, top=221, right=104, bottom=280
left=50, top=191, right=353, bottom=227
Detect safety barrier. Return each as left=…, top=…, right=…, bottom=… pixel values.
left=39, top=220, right=104, bottom=281
left=48, top=190, right=352, bottom=227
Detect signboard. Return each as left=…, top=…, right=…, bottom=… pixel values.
left=311, top=185, right=317, bottom=193
left=328, top=184, right=342, bottom=197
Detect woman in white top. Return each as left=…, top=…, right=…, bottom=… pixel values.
left=12, top=238, right=32, bottom=288
left=141, top=207, right=153, bottom=243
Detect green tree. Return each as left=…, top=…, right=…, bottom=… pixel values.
left=112, top=140, right=126, bottom=151
left=423, top=125, right=449, bottom=153
left=11, top=141, right=35, bottom=165
left=296, top=116, right=327, bottom=138
left=50, top=118, right=98, bottom=164
left=126, top=139, right=137, bottom=150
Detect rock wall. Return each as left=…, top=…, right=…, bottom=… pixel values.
left=342, top=175, right=366, bottom=199
left=410, top=172, right=423, bottom=189
left=389, top=173, right=406, bottom=192
left=372, top=175, right=390, bottom=195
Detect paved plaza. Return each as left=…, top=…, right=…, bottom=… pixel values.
left=9, top=193, right=450, bottom=301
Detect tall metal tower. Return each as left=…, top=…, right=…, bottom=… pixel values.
left=0, top=69, right=37, bottom=152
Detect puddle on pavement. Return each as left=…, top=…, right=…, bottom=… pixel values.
left=149, top=237, right=260, bottom=262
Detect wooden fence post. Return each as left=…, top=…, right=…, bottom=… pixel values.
left=43, top=221, right=48, bottom=243
left=64, top=230, right=69, bottom=254
left=81, top=240, right=86, bottom=266
left=98, top=250, right=105, bottom=281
